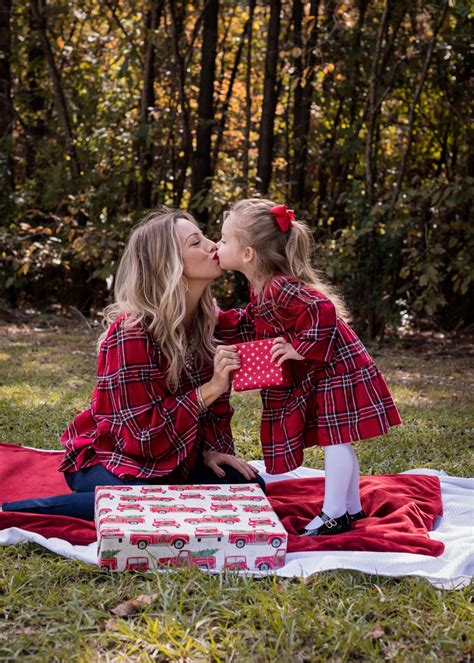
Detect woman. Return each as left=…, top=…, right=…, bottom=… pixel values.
left=3, top=207, right=262, bottom=521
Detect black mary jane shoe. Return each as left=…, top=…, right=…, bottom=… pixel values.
left=348, top=509, right=366, bottom=522
left=298, top=510, right=351, bottom=537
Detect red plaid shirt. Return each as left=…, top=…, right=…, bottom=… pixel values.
left=218, top=276, right=401, bottom=474
left=59, top=315, right=234, bottom=480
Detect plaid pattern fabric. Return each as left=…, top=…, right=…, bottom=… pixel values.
left=59, top=316, right=234, bottom=481
left=218, top=276, right=402, bottom=474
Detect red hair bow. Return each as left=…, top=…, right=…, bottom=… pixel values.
left=271, top=205, right=295, bottom=232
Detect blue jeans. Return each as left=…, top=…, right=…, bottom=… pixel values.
left=2, top=461, right=266, bottom=522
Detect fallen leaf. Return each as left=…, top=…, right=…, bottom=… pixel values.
left=111, top=592, right=159, bottom=617
left=371, top=625, right=385, bottom=639
left=105, top=618, right=121, bottom=632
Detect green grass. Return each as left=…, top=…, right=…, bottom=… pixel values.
left=0, top=321, right=472, bottom=661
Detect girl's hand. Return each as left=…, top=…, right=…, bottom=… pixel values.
left=202, top=450, right=259, bottom=481
left=210, top=344, right=240, bottom=393
left=271, top=337, right=305, bottom=366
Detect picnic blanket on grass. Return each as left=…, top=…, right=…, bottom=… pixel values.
left=0, top=443, right=472, bottom=588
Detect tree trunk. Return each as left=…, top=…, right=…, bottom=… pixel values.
left=191, top=0, right=219, bottom=225
left=364, top=0, right=391, bottom=208
left=242, top=0, right=256, bottom=196
left=256, top=0, right=281, bottom=194
left=25, top=4, right=47, bottom=178
left=168, top=0, right=192, bottom=206
left=30, top=0, right=80, bottom=180
left=212, top=16, right=249, bottom=168
left=0, top=0, right=13, bottom=214
left=348, top=0, right=369, bottom=126
left=315, top=97, right=343, bottom=222
left=138, top=0, right=164, bottom=209
left=290, top=0, right=320, bottom=208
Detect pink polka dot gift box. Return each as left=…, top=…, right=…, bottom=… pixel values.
left=232, top=339, right=292, bottom=392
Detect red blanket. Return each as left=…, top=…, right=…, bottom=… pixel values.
left=0, top=443, right=444, bottom=556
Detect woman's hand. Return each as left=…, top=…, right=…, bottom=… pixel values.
left=209, top=344, right=240, bottom=394
left=271, top=337, right=305, bottom=366
left=202, top=450, right=259, bottom=480
left=199, top=345, right=240, bottom=407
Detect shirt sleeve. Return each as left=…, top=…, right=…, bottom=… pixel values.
left=274, top=283, right=338, bottom=366
left=217, top=304, right=255, bottom=344
left=94, top=321, right=201, bottom=469
left=201, top=392, right=236, bottom=455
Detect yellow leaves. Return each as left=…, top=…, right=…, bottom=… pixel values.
left=56, top=37, right=65, bottom=51
left=323, top=63, right=335, bottom=75
left=19, top=223, right=53, bottom=237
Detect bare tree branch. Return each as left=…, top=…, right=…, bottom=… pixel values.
left=104, top=0, right=144, bottom=68
left=389, top=0, right=450, bottom=215
left=29, top=0, right=81, bottom=180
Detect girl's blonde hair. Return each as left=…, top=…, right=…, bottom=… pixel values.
left=99, top=206, right=216, bottom=389
left=228, top=198, right=351, bottom=323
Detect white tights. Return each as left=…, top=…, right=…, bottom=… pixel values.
left=305, top=443, right=362, bottom=530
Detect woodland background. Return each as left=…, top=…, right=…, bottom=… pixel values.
left=0, top=0, right=472, bottom=338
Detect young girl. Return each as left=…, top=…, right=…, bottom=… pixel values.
left=216, top=198, right=401, bottom=536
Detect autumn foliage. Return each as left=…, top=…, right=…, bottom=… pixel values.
left=0, top=1, right=471, bottom=336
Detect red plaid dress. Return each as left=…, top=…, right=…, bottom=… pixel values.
left=218, top=276, right=401, bottom=474
left=59, top=315, right=234, bottom=481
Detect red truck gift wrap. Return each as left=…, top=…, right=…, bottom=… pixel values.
left=95, top=484, right=288, bottom=572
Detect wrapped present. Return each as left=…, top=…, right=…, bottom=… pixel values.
left=232, top=338, right=292, bottom=392
left=95, top=483, right=287, bottom=573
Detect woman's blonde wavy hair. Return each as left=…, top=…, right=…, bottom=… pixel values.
left=99, top=206, right=217, bottom=390
left=228, top=198, right=351, bottom=323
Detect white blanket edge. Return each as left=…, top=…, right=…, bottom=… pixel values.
left=1, top=452, right=472, bottom=589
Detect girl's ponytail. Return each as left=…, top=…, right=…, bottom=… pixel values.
left=285, top=221, right=351, bottom=323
